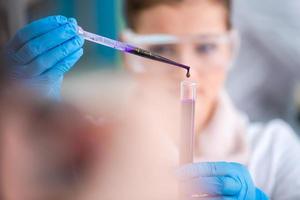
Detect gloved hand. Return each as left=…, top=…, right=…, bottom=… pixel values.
left=4, top=15, right=84, bottom=99
left=177, top=162, right=269, bottom=200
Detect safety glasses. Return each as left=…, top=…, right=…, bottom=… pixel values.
left=122, top=29, right=239, bottom=74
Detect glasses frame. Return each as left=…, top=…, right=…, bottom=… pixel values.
left=122, top=29, right=240, bottom=73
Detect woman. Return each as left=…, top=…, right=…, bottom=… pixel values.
left=121, top=0, right=300, bottom=199
left=3, top=0, right=300, bottom=199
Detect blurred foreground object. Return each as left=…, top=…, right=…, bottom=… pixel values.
left=0, top=69, right=180, bottom=200
left=0, top=88, right=112, bottom=200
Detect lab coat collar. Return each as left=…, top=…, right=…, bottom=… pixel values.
left=194, top=91, right=250, bottom=164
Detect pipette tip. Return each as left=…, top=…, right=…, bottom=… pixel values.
left=186, top=69, right=191, bottom=78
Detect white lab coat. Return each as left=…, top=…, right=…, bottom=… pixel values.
left=248, top=120, right=300, bottom=199
left=194, top=92, right=300, bottom=199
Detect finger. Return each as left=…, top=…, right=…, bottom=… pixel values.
left=181, top=176, right=241, bottom=196
left=23, top=36, right=84, bottom=77
left=40, top=48, right=83, bottom=79
left=188, top=197, right=235, bottom=200
left=255, top=188, right=269, bottom=199
left=182, top=194, right=236, bottom=200
left=177, top=162, right=240, bottom=180
left=7, top=15, right=68, bottom=52
left=13, top=20, right=79, bottom=64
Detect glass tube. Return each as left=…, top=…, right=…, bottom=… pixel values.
left=180, top=80, right=196, bottom=165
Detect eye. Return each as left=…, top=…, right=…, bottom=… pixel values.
left=148, top=44, right=176, bottom=56
left=195, top=43, right=217, bottom=55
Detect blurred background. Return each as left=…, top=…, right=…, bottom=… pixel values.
left=0, top=0, right=124, bottom=70
left=0, top=0, right=300, bottom=133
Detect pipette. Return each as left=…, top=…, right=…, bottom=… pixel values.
left=77, top=26, right=190, bottom=78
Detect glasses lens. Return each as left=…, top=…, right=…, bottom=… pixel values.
left=126, top=34, right=234, bottom=76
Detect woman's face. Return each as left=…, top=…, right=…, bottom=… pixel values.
left=124, top=0, right=233, bottom=129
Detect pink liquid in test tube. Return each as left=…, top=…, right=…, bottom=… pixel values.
left=180, top=81, right=196, bottom=165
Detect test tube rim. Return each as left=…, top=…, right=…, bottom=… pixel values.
left=181, top=80, right=197, bottom=101
left=181, top=80, right=197, bottom=87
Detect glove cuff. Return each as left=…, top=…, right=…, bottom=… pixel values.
left=255, top=188, right=269, bottom=200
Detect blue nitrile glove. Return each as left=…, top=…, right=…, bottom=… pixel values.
left=177, top=162, right=269, bottom=200
left=4, top=15, right=84, bottom=99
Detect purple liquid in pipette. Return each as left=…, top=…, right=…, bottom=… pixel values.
left=125, top=46, right=191, bottom=78
left=78, top=26, right=191, bottom=78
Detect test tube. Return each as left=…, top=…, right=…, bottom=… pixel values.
left=180, top=81, right=196, bottom=165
